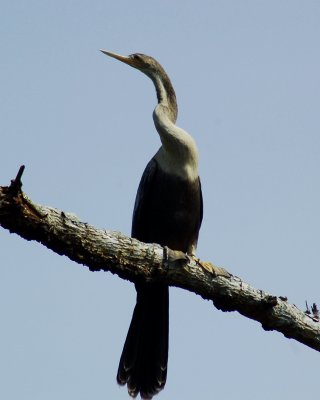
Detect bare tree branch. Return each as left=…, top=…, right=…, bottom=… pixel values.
left=1, top=168, right=319, bottom=353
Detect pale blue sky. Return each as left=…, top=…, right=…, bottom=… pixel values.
left=1, top=1, right=320, bottom=399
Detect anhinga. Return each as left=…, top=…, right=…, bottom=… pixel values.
left=101, top=50, right=203, bottom=399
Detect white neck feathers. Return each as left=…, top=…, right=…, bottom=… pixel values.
left=153, top=104, right=199, bottom=181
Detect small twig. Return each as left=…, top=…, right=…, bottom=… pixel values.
left=306, top=301, right=311, bottom=315
left=311, top=303, right=319, bottom=320
left=9, top=165, right=25, bottom=195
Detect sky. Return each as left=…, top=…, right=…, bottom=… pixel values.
left=1, top=1, right=320, bottom=399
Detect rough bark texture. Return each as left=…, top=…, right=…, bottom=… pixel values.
left=0, top=173, right=319, bottom=353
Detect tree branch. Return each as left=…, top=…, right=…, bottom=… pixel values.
left=1, top=167, right=319, bottom=352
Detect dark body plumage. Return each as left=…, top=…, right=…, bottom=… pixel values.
left=132, top=159, right=202, bottom=252
left=100, top=50, right=202, bottom=399
left=117, top=160, right=202, bottom=398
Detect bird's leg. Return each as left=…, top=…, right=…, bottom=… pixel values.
left=163, top=246, right=188, bottom=266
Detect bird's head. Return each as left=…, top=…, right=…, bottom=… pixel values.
left=100, top=50, right=164, bottom=80
left=100, top=49, right=177, bottom=121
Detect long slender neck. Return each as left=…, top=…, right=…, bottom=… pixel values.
left=150, top=70, right=199, bottom=181
left=152, top=72, right=178, bottom=123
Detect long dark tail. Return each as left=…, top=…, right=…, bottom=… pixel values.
left=117, top=283, right=169, bottom=399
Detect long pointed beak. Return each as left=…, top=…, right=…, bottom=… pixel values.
left=100, top=49, right=136, bottom=67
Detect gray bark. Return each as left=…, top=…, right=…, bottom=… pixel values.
left=0, top=171, right=319, bottom=352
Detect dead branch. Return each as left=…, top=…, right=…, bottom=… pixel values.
left=0, top=167, right=319, bottom=352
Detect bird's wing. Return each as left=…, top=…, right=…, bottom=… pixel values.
left=131, top=157, right=158, bottom=239
left=198, top=177, right=204, bottom=230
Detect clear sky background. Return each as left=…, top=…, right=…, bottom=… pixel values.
left=1, top=1, right=320, bottom=399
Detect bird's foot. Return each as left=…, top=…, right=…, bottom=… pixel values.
left=192, top=257, right=231, bottom=278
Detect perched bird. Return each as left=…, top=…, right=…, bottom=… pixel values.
left=101, top=50, right=203, bottom=399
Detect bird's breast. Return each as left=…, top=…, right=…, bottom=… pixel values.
left=132, top=164, right=202, bottom=253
